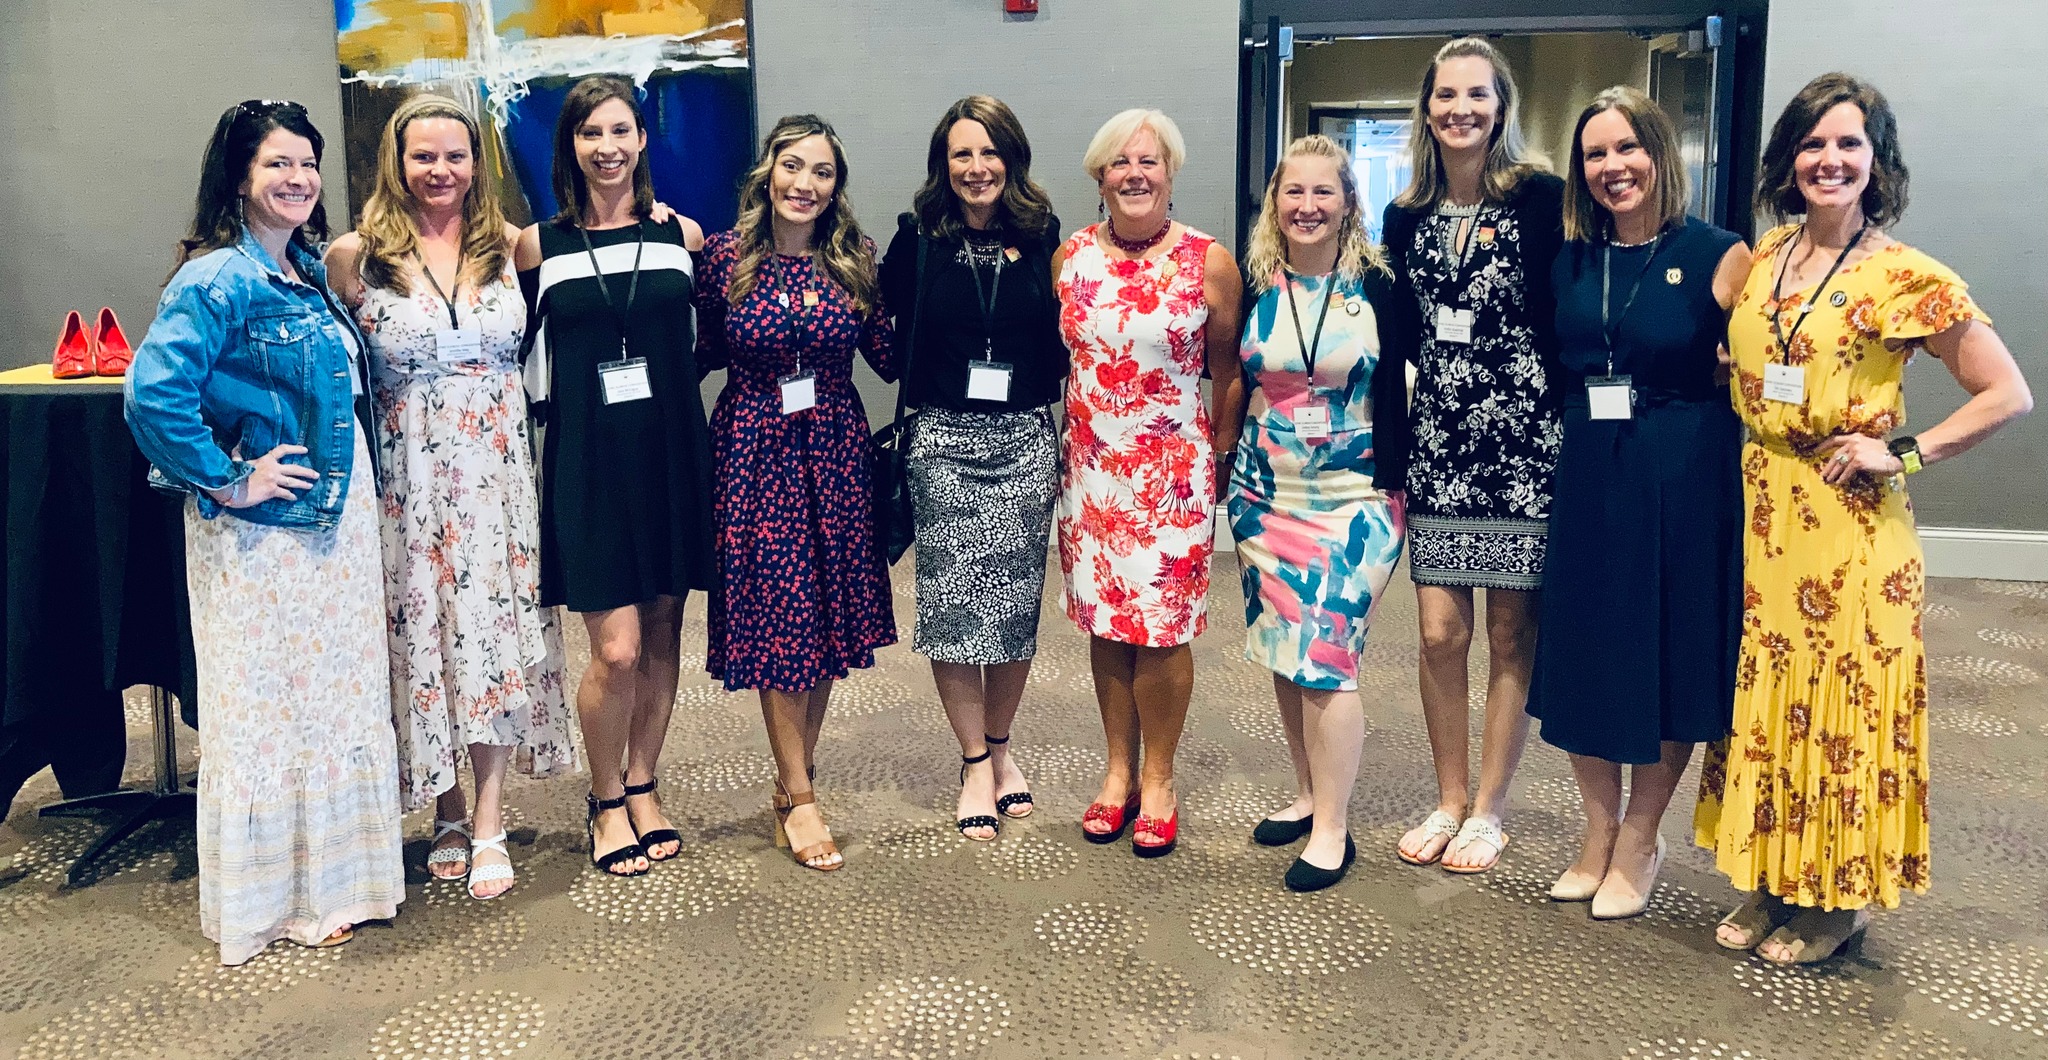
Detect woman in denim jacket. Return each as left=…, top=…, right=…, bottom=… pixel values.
left=124, top=100, right=404, bottom=965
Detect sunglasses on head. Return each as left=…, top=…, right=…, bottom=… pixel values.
left=234, top=99, right=308, bottom=119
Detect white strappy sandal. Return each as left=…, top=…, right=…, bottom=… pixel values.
left=1398, top=810, right=1463, bottom=866
left=427, top=817, right=472, bottom=880
left=1442, top=817, right=1510, bottom=875
left=466, top=832, right=515, bottom=900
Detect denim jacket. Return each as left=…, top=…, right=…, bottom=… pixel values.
left=125, top=228, right=375, bottom=530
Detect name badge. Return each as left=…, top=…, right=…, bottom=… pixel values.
left=1586, top=375, right=1633, bottom=421
left=1435, top=306, right=1475, bottom=344
left=1762, top=363, right=1805, bottom=405
left=598, top=357, right=652, bottom=405
left=1291, top=401, right=1331, bottom=442
left=966, top=360, right=1014, bottom=402
left=435, top=326, right=483, bottom=363
left=780, top=370, right=817, bottom=415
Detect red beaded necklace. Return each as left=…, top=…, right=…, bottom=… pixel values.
left=1104, top=218, right=1171, bottom=255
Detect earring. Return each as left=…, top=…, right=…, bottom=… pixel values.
left=1168, top=199, right=1176, bottom=216
left=1097, top=198, right=1106, bottom=218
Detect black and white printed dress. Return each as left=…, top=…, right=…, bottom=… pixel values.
left=880, top=214, right=1066, bottom=664
left=1382, top=173, right=1566, bottom=590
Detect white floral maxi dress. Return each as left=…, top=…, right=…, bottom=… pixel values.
left=356, top=267, right=574, bottom=811
left=186, top=427, right=404, bottom=965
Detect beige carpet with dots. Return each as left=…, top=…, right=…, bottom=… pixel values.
left=2, top=558, right=2043, bottom=1059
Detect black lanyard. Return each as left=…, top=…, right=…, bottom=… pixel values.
left=965, top=239, right=1006, bottom=359
left=1599, top=232, right=1668, bottom=376
left=416, top=253, right=463, bottom=330
left=1281, top=270, right=1337, bottom=381
left=578, top=221, right=646, bottom=349
left=1769, top=223, right=1866, bottom=363
left=770, top=254, right=819, bottom=372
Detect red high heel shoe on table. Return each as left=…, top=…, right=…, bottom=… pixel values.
left=51, top=310, right=95, bottom=378
left=93, top=307, right=133, bottom=377
left=1081, top=793, right=1141, bottom=845
left=1132, top=809, right=1179, bottom=858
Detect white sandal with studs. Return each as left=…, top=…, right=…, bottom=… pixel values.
left=466, top=831, right=515, bottom=900
left=427, top=817, right=472, bottom=880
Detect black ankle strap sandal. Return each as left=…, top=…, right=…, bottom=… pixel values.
left=957, top=750, right=999, bottom=840
left=585, top=791, right=648, bottom=877
left=622, top=777, right=682, bottom=861
left=985, top=734, right=1035, bottom=818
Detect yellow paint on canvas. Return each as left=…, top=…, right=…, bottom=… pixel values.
left=338, top=0, right=470, bottom=74
left=501, top=0, right=742, bottom=38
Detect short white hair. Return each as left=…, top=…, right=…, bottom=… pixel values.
left=1081, top=108, right=1186, bottom=183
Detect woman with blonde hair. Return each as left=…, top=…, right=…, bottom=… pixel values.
left=1057, top=108, right=1243, bottom=857
left=326, top=94, right=573, bottom=900
left=1524, top=87, right=1752, bottom=919
left=1383, top=37, right=1565, bottom=874
left=696, top=114, right=897, bottom=872
left=1224, top=134, right=1411, bottom=890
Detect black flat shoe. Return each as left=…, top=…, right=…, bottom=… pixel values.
left=1252, top=814, right=1314, bottom=847
left=1284, top=834, right=1356, bottom=893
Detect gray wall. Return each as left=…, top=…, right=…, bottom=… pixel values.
left=749, top=0, right=1242, bottom=255
left=1764, top=0, right=2047, bottom=533
left=1, top=0, right=2036, bottom=535
left=0, top=1, right=348, bottom=372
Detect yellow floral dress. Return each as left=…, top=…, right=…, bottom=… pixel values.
left=1694, top=224, right=1987, bottom=911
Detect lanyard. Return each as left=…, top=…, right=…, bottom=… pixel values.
left=1281, top=270, right=1337, bottom=382
left=966, top=239, right=1006, bottom=358
left=416, top=253, right=463, bottom=330
left=770, top=254, right=818, bottom=374
left=1598, top=232, right=1668, bottom=376
left=1769, top=223, right=1866, bottom=363
left=578, top=221, right=646, bottom=346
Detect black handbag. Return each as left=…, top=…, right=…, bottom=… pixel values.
left=870, top=228, right=928, bottom=565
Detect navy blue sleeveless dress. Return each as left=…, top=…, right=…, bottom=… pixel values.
left=1526, top=216, right=1743, bottom=765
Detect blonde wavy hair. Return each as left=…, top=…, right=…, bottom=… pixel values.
left=1393, top=37, right=1548, bottom=210
left=1245, top=135, right=1386, bottom=293
left=727, top=114, right=877, bottom=313
left=354, top=94, right=510, bottom=295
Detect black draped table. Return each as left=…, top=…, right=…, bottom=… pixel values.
left=0, top=363, right=197, bottom=883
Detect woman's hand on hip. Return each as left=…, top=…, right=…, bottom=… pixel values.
left=1815, top=433, right=1901, bottom=485
left=207, top=444, right=319, bottom=507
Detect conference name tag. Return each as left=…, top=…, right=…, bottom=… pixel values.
left=1586, top=375, right=1633, bottom=421
left=598, top=357, right=652, bottom=405
left=1435, top=306, right=1474, bottom=344
left=780, top=370, right=817, bottom=415
left=966, top=360, right=1013, bottom=402
left=1291, top=401, right=1330, bottom=442
left=434, top=326, right=483, bottom=363
left=1763, top=363, right=1805, bottom=404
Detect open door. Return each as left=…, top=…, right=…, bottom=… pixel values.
left=1650, top=15, right=1738, bottom=228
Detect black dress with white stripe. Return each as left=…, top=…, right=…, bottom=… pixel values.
left=523, top=217, right=717, bottom=612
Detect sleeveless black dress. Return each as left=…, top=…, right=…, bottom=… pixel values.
left=522, top=218, right=717, bottom=612
left=1526, top=216, right=1744, bottom=764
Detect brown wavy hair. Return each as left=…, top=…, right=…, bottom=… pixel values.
left=728, top=114, right=877, bottom=313
left=1393, top=37, right=1547, bottom=210
left=171, top=100, right=330, bottom=277
left=352, top=94, right=510, bottom=296
left=1562, top=86, right=1690, bottom=243
left=1756, top=72, right=1910, bottom=226
left=911, top=95, right=1054, bottom=240
left=549, top=75, right=656, bottom=227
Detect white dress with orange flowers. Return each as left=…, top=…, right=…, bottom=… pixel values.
left=356, top=266, right=574, bottom=811
left=1054, top=224, right=1216, bottom=648
left=1694, top=226, right=1987, bottom=911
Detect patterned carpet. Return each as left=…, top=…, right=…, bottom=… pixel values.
left=2, top=557, right=2044, bottom=1059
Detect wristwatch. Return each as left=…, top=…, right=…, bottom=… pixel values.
left=1887, top=435, right=1923, bottom=475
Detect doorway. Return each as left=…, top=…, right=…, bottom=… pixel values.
left=1237, top=2, right=1770, bottom=247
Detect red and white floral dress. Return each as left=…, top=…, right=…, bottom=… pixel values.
left=1054, top=224, right=1216, bottom=647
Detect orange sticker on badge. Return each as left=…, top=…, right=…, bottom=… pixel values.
left=1477, top=227, right=1496, bottom=244
left=802, top=290, right=819, bottom=308
left=1004, top=247, right=1020, bottom=262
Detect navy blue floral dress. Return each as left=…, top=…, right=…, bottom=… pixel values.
left=695, top=231, right=899, bottom=691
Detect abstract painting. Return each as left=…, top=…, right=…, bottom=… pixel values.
left=335, top=0, right=754, bottom=231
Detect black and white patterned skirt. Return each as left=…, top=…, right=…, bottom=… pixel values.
left=907, top=406, right=1059, bottom=664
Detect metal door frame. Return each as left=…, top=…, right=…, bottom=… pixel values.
left=1239, top=1, right=1769, bottom=242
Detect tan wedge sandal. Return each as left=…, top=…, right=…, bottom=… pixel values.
left=771, top=788, right=843, bottom=872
